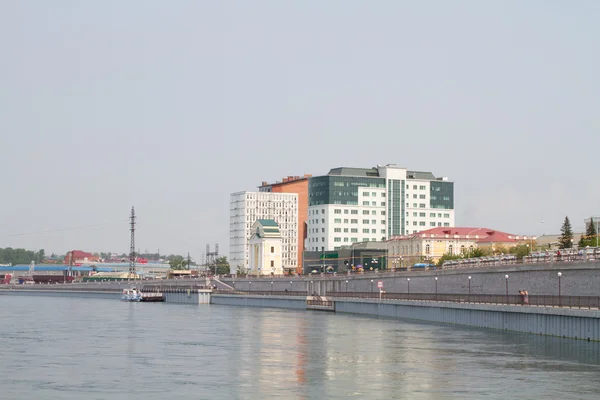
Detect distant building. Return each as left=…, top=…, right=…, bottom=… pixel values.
left=259, top=174, right=311, bottom=274
left=386, top=227, right=528, bottom=264
left=306, top=164, right=455, bottom=252
left=229, top=191, right=298, bottom=274
left=64, top=250, right=100, bottom=265
left=249, top=220, right=284, bottom=276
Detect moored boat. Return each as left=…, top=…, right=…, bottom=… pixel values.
left=121, top=288, right=142, bottom=302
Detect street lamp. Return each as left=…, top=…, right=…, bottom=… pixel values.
left=468, top=276, right=472, bottom=301
left=504, top=275, right=509, bottom=300
left=557, top=272, right=562, bottom=306
left=249, top=281, right=252, bottom=292
left=290, top=281, right=293, bottom=291
left=407, top=278, right=411, bottom=297
left=434, top=276, right=438, bottom=298
left=271, top=281, right=273, bottom=294
left=345, top=280, right=349, bottom=292
left=370, top=279, right=374, bottom=293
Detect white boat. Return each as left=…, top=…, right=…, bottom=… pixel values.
left=121, top=288, right=142, bottom=302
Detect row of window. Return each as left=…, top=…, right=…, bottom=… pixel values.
left=406, top=221, right=451, bottom=227
left=362, top=192, right=386, bottom=197
left=408, top=185, right=427, bottom=190
left=409, top=212, right=451, bottom=218
left=362, top=201, right=386, bottom=207
left=407, top=194, right=427, bottom=199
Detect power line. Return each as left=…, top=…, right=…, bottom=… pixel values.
left=5, top=220, right=128, bottom=237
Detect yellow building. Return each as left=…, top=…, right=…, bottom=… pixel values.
left=249, top=220, right=284, bottom=276
left=387, top=227, right=528, bottom=265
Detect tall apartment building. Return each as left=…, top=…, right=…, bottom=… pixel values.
left=306, top=164, right=455, bottom=251
left=229, top=191, right=299, bottom=274
left=258, top=174, right=311, bottom=274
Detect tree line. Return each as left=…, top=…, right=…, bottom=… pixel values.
left=559, top=215, right=599, bottom=249
left=0, top=248, right=45, bottom=265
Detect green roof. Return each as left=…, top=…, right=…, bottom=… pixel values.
left=327, top=167, right=380, bottom=177
left=256, top=219, right=278, bottom=227
left=407, top=171, right=436, bottom=180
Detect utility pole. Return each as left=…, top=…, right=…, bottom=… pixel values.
left=129, top=207, right=136, bottom=276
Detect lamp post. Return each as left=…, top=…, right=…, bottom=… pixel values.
left=468, top=276, right=471, bottom=301
left=345, top=280, right=349, bottom=292
left=370, top=279, right=374, bottom=294
left=310, top=281, right=313, bottom=295
left=290, top=281, right=293, bottom=292
left=407, top=278, right=411, bottom=297
left=232, top=281, right=235, bottom=290
left=504, top=275, right=509, bottom=301
left=249, top=281, right=252, bottom=292
left=557, top=272, right=562, bottom=307
left=271, top=281, right=273, bottom=294
left=434, top=277, right=438, bottom=299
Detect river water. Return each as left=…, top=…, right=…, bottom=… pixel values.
left=1, top=295, right=600, bottom=399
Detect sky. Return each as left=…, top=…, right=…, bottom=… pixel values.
left=1, top=1, right=599, bottom=259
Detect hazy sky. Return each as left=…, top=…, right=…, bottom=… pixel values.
left=1, top=1, right=599, bottom=259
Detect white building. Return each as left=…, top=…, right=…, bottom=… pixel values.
left=229, top=191, right=298, bottom=274
left=248, top=220, right=284, bottom=276
left=306, top=165, right=455, bottom=251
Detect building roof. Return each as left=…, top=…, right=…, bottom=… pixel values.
left=70, top=250, right=96, bottom=259
left=389, top=227, right=526, bottom=243
left=327, top=167, right=381, bottom=177
left=407, top=171, right=436, bottom=180
left=256, top=219, right=278, bottom=227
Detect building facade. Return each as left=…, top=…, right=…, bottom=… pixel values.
left=306, top=165, right=455, bottom=251
left=259, top=174, right=311, bottom=274
left=248, top=220, right=284, bottom=276
left=386, top=227, right=526, bottom=265
left=229, top=191, right=298, bottom=274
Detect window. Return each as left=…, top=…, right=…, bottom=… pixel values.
left=351, top=219, right=358, bottom=224
left=381, top=202, right=386, bottom=207
left=371, top=229, right=376, bottom=234
left=426, top=244, right=430, bottom=254
left=419, top=194, right=426, bottom=199
left=363, top=210, right=370, bottom=215
left=351, top=210, right=358, bottom=214
left=413, top=194, right=417, bottom=199
left=430, top=213, right=436, bottom=217
left=419, top=222, right=426, bottom=226
left=413, top=212, right=418, bottom=217
left=371, top=192, right=376, bottom=197
left=419, top=204, right=426, bottom=208
left=419, top=212, right=426, bottom=217
left=343, top=228, right=348, bottom=233
left=270, top=260, right=274, bottom=267
left=443, top=196, right=450, bottom=201
left=449, top=244, right=453, bottom=254
left=413, top=185, right=417, bottom=189
left=430, top=222, right=436, bottom=226
left=381, top=229, right=386, bottom=234
left=351, top=238, right=358, bottom=242
left=344, top=210, right=349, bottom=214
left=334, top=228, right=341, bottom=233
left=362, top=219, right=370, bottom=224
left=322, top=228, right=325, bottom=233
left=413, top=203, right=417, bottom=208
left=444, top=213, right=450, bottom=218
left=381, top=193, right=385, bottom=197
left=270, top=246, right=274, bottom=253
left=334, top=209, right=341, bottom=214
left=321, top=209, right=325, bottom=214
left=334, top=218, right=342, bottom=223
left=344, top=237, right=349, bottom=242
left=362, top=201, right=370, bottom=206
left=363, top=228, right=370, bottom=233
left=413, top=221, right=417, bottom=226
left=334, top=237, right=341, bottom=242
left=363, top=192, right=370, bottom=196
left=371, top=210, right=377, bottom=215
left=371, top=201, right=376, bottom=206
left=372, top=220, right=376, bottom=224
left=444, top=222, right=450, bottom=227
left=321, top=219, right=325, bottom=223
left=420, top=185, right=426, bottom=190
left=344, top=219, right=349, bottom=223
left=322, top=237, right=325, bottom=242
left=363, top=238, right=369, bottom=242
left=351, top=228, right=358, bottom=233
left=381, top=220, right=386, bottom=225
left=381, top=211, right=385, bottom=215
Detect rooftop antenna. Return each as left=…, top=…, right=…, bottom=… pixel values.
left=129, top=206, right=136, bottom=276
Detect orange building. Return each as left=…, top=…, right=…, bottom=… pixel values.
left=259, top=175, right=311, bottom=274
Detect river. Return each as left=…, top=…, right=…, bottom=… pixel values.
left=1, top=295, right=599, bottom=399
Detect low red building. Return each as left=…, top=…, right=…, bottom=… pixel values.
left=64, top=250, right=100, bottom=265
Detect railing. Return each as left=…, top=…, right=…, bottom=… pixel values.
left=307, top=299, right=334, bottom=308
left=326, top=292, right=600, bottom=309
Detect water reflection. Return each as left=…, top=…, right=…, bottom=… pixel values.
left=1, top=297, right=600, bottom=400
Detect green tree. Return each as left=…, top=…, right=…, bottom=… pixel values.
left=559, top=216, right=574, bottom=249
left=214, top=256, right=230, bottom=275
left=169, top=255, right=188, bottom=270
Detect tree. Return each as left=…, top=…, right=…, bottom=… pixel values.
left=169, top=255, right=188, bottom=270
left=215, top=256, right=230, bottom=275
left=559, top=216, right=574, bottom=249
left=587, top=218, right=597, bottom=237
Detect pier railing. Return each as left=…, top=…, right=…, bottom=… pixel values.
left=222, top=290, right=600, bottom=309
